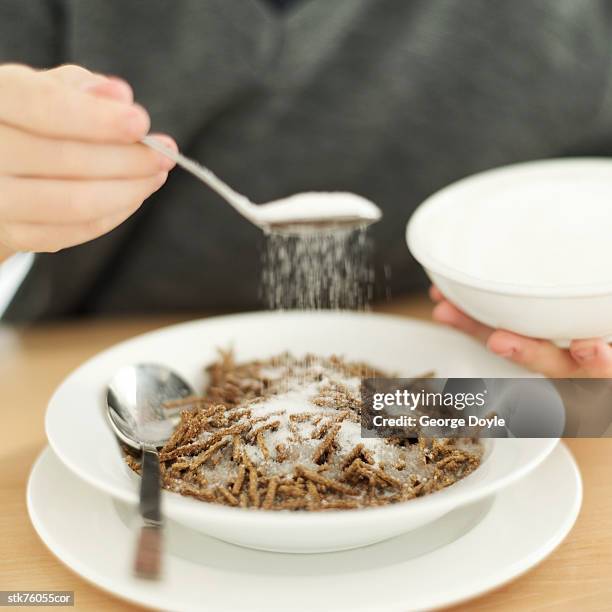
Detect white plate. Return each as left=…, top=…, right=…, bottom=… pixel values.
left=27, top=444, right=582, bottom=612
left=45, top=311, right=557, bottom=552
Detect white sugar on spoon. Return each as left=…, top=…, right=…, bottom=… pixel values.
left=143, top=136, right=382, bottom=235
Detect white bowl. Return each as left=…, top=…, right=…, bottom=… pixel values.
left=45, top=311, right=557, bottom=553
left=407, top=158, right=612, bottom=345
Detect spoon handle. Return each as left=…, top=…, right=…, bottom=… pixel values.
left=134, top=446, right=162, bottom=580
left=142, top=135, right=255, bottom=220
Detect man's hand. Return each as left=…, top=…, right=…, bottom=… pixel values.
left=0, top=64, right=177, bottom=261
left=430, top=285, right=612, bottom=377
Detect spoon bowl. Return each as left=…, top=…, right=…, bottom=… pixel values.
left=255, top=191, right=382, bottom=235
left=106, top=363, right=194, bottom=450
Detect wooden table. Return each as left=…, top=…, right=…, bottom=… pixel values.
left=1, top=295, right=611, bottom=611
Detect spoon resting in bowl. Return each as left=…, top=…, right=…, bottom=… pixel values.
left=106, top=363, right=194, bottom=580
left=142, top=135, right=382, bottom=235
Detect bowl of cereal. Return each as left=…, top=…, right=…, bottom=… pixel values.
left=46, top=311, right=557, bottom=552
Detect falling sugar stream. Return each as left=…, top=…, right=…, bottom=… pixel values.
left=261, top=227, right=374, bottom=311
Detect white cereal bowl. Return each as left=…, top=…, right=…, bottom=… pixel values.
left=407, top=158, right=612, bottom=346
left=45, top=311, right=557, bottom=553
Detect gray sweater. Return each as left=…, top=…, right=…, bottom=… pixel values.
left=2, top=0, right=612, bottom=321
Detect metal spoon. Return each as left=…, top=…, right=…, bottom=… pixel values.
left=106, top=363, right=194, bottom=580
left=142, top=135, right=382, bottom=235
